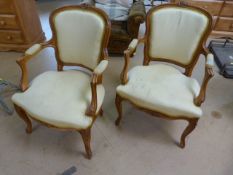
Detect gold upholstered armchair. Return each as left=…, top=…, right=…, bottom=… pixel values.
left=12, top=5, right=111, bottom=159
left=115, top=4, right=214, bottom=148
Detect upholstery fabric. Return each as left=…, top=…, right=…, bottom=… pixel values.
left=93, top=0, right=145, bottom=54
left=95, top=3, right=129, bottom=21
left=95, top=0, right=133, bottom=8
left=148, top=7, right=209, bottom=65
left=12, top=71, right=105, bottom=129
left=206, top=54, right=214, bottom=68
left=94, top=60, right=108, bottom=75
left=25, top=44, right=42, bottom=56
left=128, top=39, right=138, bottom=50
left=128, top=1, right=146, bottom=19
left=117, top=64, right=202, bottom=118
left=53, top=10, right=105, bottom=69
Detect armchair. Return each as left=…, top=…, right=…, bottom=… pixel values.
left=93, top=0, right=146, bottom=55
left=115, top=4, right=214, bottom=148
left=12, top=5, right=111, bottom=159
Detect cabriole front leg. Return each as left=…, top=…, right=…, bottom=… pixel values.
left=180, top=118, right=199, bottom=148
left=115, top=94, right=123, bottom=126
left=14, top=104, right=32, bottom=134
left=79, top=128, right=92, bottom=159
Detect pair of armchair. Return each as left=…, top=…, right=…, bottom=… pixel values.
left=12, top=4, right=214, bottom=159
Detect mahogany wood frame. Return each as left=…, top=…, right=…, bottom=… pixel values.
left=115, top=4, right=214, bottom=148
left=13, top=4, right=111, bottom=159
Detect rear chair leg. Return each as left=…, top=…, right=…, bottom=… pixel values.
left=99, top=108, right=103, bottom=117
left=14, top=104, right=32, bottom=134
left=180, top=118, right=199, bottom=148
left=115, top=94, right=123, bottom=126
left=79, top=128, right=92, bottom=159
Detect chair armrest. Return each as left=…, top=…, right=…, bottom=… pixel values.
left=94, top=60, right=108, bottom=75
left=194, top=53, right=214, bottom=106
left=25, top=44, right=42, bottom=56
left=128, top=38, right=139, bottom=51
left=120, top=39, right=140, bottom=84
left=206, top=54, right=214, bottom=68
left=127, top=1, right=146, bottom=37
left=86, top=59, right=109, bottom=116
left=17, top=40, right=55, bottom=91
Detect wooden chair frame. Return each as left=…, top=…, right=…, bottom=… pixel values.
left=115, top=4, right=214, bottom=148
left=13, top=4, right=111, bottom=159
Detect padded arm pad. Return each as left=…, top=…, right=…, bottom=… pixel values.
left=25, top=44, right=42, bottom=56
left=94, top=60, right=108, bottom=75
left=128, top=39, right=138, bottom=51
left=206, top=54, right=214, bottom=68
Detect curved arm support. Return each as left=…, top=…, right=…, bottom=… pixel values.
left=194, top=51, right=214, bottom=106
left=17, top=39, right=55, bottom=91
left=85, top=74, right=98, bottom=117
left=85, top=60, right=109, bottom=117
left=120, top=38, right=141, bottom=84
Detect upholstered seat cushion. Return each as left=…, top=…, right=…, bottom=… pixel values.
left=12, top=71, right=105, bottom=129
left=116, top=64, right=202, bottom=118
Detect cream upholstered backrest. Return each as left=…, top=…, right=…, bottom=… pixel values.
left=146, top=5, right=211, bottom=66
left=51, top=6, right=108, bottom=70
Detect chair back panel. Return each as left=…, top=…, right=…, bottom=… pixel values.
left=51, top=7, right=108, bottom=69
left=146, top=6, right=211, bottom=66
